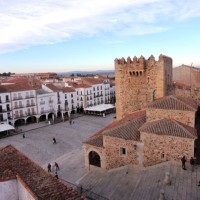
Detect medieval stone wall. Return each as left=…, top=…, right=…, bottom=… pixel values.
left=172, top=86, right=200, bottom=101
left=140, top=132, right=195, bottom=167
left=115, top=54, right=173, bottom=120
left=173, top=65, right=200, bottom=87
left=146, top=108, right=195, bottom=128
left=104, top=136, right=138, bottom=169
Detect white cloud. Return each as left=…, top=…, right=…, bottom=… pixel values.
left=0, top=0, right=199, bottom=53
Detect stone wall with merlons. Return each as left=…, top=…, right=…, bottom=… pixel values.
left=140, top=132, right=195, bottom=167
left=146, top=108, right=195, bottom=128
left=104, top=136, right=138, bottom=169
left=115, top=55, right=173, bottom=120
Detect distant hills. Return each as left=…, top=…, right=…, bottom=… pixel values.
left=58, top=69, right=114, bottom=76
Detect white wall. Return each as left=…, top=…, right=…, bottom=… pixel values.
left=0, top=179, right=18, bottom=200
left=37, top=92, right=57, bottom=114
left=17, top=178, right=35, bottom=200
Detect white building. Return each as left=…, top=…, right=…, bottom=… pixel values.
left=0, top=89, right=11, bottom=124
left=36, top=88, right=57, bottom=122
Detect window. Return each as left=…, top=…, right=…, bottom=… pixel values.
left=161, top=153, right=165, bottom=160
left=71, top=94, right=73, bottom=98
left=65, top=94, right=67, bottom=99
left=120, top=147, right=126, bottom=155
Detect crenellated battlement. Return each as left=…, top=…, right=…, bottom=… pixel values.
left=114, top=54, right=172, bottom=74
left=114, top=53, right=173, bottom=120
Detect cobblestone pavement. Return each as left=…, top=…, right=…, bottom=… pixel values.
left=0, top=113, right=200, bottom=200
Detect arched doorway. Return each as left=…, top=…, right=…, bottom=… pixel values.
left=89, top=151, right=101, bottom=167
left=48, top=113, right=54, bottom=120
left=39, top=114, right=46, bottom=122
left=14, top=118, right=25, bottom=127
left=26, top=116, right=36, bottom=124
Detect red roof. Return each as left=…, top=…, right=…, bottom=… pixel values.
left=46, top=84, right=62, bottom=92
left=62, top=87, right=76, bottom=93
left=147, top=95, right=199, bottom=111
left=0, top=83, right=34, bottom=93
left=0, top=145, right=86, bottom=200
left=139, top=118, right=197, bottom=139
left=84, top=110, right=146, bottom=147
left=73, top=84, right=91, bottom=89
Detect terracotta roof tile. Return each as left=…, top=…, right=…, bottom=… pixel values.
left=0, top=145, right=86, bottom=200
left=104, top=115, right=146, bottom=140
left=147, top=95, right=199, bottom=111
left=81, top=78, right=103, bottom=85
left=0, top=83, right=34, bottom=93
left=73, top=84, right=91, bottom=89
left=46, top=84, right=62, bottom=92
left=84, top=135, right=103, bottom=147
left=84, top=110, right=146, bottom=146
left=62, top=86, right=76, bottom=92
left=139, top=118, right=197, bottom=139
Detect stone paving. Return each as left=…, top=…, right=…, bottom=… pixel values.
left=0, top=114, right=200, bottom=200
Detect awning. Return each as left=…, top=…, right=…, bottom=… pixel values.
left=0, top=124, right=15, bottom=132
left=84, top=104, right=115, bottom=112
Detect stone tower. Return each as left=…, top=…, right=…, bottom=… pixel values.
left=115, top=54, right=172, bottom=120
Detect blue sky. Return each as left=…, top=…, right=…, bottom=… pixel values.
left=0, top=0, right=200, bottom=73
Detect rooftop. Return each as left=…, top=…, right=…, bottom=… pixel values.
left=147, top=95, right=199, bottom=111
left=139, top=118, right=197, bottom=139
left=0, top=145, right=85, bottom=200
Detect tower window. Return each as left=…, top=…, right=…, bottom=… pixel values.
left=161, top=153, right=165, bottom=160
left=120, top=147, right=126, bottom=156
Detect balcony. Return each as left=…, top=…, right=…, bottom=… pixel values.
left=13, top=96, right=23, bottom=101
left=0, top=109, right=11, bottom=113
left=40, top=109, right=54, bottom=114
left=25, top=112, right=37, bottom=116
left=13, top=105, right=24, bottom=109
left=26, top=103, right=36, bottom=107
left=25, top=95, right=35, bottom=99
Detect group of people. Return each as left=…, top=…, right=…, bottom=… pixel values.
left=181, top=156, right=200, bottom=186
left=48, top=162, right=60, bottom=179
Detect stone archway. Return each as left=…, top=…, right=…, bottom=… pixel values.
left=26, top=116, right=37, bottom=124
left=89, top=151, right=101, bottom=167
left=39, top=114, right=46, bottom=122
left=48, top=113, right=54, bottom=120
left=14, top=118, right=25, bottom=127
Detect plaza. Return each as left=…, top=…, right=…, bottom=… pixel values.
left=0, top=114, right=200, bottom=200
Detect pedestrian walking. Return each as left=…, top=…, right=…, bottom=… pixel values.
left=190, top=157, right=195, bottom=172
left=48, top=163, right=51, bottom=172
left=23, top=134, right=25, bottom=139
left=55, top=162, right=60, bottom=171
left=181, top=156, right=187, bottom=170
left=53, top=137, right=57, bottom=144
left=69, top=119, right=72, bottom=125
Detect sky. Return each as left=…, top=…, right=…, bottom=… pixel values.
left=0, top=0, right=200, bottom=73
